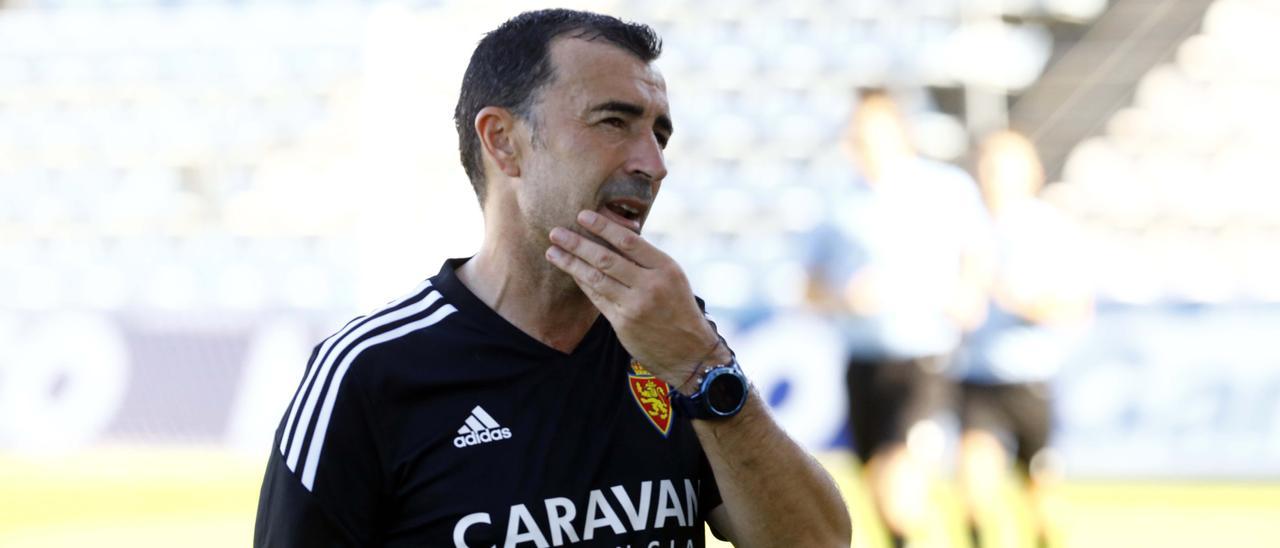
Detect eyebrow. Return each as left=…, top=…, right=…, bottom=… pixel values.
left=588, top=100, right=674, bottom=137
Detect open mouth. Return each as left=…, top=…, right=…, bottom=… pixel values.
left=601, top=198, right=649, bottom=233
left=606, top=201, right=643, bottom=221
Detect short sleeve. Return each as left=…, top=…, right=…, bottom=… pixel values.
left=949, top=168, right=995, bottom=248
left=254, top=347, right=387, bottom=548
left=803, top=218, right=872, bottom=289
left=803, top=223, right=842, bottom=277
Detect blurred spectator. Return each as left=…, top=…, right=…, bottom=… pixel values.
left=955, top=130, right=1094, bottom=548
left=804, top=89, right=990, bottom=548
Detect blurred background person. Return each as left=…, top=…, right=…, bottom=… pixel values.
left=804, top=89, right=991, bottom=548
left=955, top=130, right=1094, bottom=548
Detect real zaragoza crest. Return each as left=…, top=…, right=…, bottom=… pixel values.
left=627, top=359, right=673, bottom=436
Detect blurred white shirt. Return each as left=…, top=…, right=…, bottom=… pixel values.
left=807, top=157, right=989, bottom=359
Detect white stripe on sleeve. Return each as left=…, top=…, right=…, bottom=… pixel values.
left=280, top=279, right=432, bottom=456
left=301, top=304, right=457, bottom=490
left=286, top=289, right=441, bottom=471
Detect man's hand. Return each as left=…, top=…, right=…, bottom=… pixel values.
left=548, top=210, right=852, bottom=547
left=545, top=210, right=725, bottom=386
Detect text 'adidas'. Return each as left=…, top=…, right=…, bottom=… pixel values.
left=452, top=405, right=513, bottom=448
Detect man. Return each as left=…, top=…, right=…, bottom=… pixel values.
left=804, top=90, right=989, bottom=548
left=954, top=131, right=1092, bottom=548
left=254, top=9, right=850, bottom=548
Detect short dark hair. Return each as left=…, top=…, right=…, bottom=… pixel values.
left=453, top=9, right=662, bottom=205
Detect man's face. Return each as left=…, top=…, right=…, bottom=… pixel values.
left=513, top=36, right=671, bottom=250
left=843, top=97, right=912, bottom=183
left=978, top=134, right=1043, bottom=206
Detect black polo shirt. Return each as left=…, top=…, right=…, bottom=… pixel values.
left=255, top=258, right=721, bottom=547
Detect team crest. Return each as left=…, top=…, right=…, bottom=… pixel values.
left=627, top=360, right=673, bottom=436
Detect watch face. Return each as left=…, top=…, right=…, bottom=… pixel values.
left=706, top=370, right=746, bottom=415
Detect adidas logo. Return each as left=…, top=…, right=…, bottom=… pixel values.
left=452, top=405, right=512, bottom=448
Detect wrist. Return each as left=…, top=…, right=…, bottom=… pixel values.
left=674, top=335, right=729, bottom=394
left=675, top=364, right=708, bottom=395
left=703, top=344, right=733, bottom=368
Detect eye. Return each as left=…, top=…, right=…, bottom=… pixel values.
left=655, top=132, right=670, bottom=149
left=601, top=117, right=627, bottom=129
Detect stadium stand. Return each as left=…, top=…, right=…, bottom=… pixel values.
left=0, top=3, right=366, bottom=313
left=1045, top=0, right=1280, bottom=304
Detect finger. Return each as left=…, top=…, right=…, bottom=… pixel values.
left=575, top=210, right=666, bottom=268
left=549, top=226, right=641, bottom=287
left=545, top=244, right=628, bottom=304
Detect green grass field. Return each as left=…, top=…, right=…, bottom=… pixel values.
left=2, top=447, right=1277, bottom=547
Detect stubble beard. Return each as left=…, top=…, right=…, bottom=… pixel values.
left=521, top=198, right=594, bottom=299
left=522, top=170, right=651, bottom=298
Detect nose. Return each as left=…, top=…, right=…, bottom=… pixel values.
left=627, top=132, right=668, bottom=184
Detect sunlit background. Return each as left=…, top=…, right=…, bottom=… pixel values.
left=2, top=0, right=1279, bottom=546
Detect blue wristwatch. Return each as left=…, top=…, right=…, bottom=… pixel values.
left=672, top=357, right=750, bottom=420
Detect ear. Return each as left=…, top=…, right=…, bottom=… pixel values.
left=475, top=106, right=522, bottom=178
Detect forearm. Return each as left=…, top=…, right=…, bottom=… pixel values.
left=694, top=391, right=852, bottom=547
left=544, top=213, right=851, bottom=544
